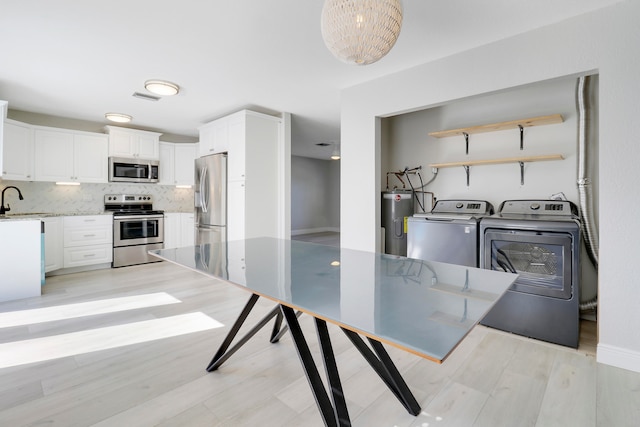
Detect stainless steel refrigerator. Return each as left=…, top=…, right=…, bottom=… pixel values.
left=195, top=153, right=227, bottom=246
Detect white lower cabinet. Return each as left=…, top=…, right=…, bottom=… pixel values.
left=63, top=215, right=112, bottom=268
left=180, top=213, right=195, bottom=246
left=164, top=213, right=195, bottom=249
left=163, top=213, right=180, bottom=249
left=42, top=217, right=63, bottom=272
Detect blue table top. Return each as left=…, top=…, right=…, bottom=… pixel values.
left=150, top=237, right=517, bottom=363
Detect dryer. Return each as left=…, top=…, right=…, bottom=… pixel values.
left=407, top=200, right=494, bottom=267
left=480, top=200, right=581, bottom=348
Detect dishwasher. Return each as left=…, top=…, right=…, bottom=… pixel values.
left=407, top=200, right=494, bottom=267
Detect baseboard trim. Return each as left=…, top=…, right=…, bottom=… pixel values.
left=46, top=262, right=112, bottom=277
left=291, top=227, right=340, bottom=236
left=597, top=343, right=640, bottom=373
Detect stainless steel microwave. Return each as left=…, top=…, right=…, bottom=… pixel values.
left=109, top=157, right=159, bottom=183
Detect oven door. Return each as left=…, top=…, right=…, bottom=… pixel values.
left=114, top=215, right=164, bottom=247
left=482, top=229, right=574, bottom=299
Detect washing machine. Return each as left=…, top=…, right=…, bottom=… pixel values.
left=407, top=200, right=494, bottom=267
left=480, top=200, right=581, bottom=348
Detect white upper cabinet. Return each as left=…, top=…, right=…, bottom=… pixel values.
left=104, top=126, right=161, bottom=160
left=34, top=130, right=74, bottom=182
left=3, top=120, right=34, bottom=181
left=174, top=144, right=197, bottom=185
left=227, top=114, right=246, bottom=182
left=159, top=142, right=175, bottom=185
left=159, top=142, right=197, bottom=186
left=0, top=101, right=6, bottom=171
left=74, top=133, right=109, bottom=182
left=34, top=128, right=108, bottom=183
left=198, top=118, right=229, bottom=157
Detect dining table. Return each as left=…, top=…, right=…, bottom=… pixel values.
left=149, top=237, right=517, bottom=427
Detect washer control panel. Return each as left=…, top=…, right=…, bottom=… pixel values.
left=431, top=200, right=494, bottom=215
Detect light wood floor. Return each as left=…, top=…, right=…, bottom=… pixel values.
left=1, top=242, right=639, bottom=425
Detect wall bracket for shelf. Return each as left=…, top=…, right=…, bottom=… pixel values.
left=518, top=125, right=524, bottom=150
left=462, top=132, right=469, bottom=155
left=463, top=165, right=470, bottom=187
left=519, top=161, right=525, bottom=185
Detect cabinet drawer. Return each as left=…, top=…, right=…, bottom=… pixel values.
left=64, top=215, right=112, bottom=228
left=63, top=244, right=112, bottom=268
left=64, top=226, right=112, bottom=246
left=64, top=216, right=113, bottom=246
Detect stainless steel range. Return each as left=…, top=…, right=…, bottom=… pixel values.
left=105, top=194, right=164, bottom=268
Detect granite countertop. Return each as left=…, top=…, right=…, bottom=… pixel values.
left=0, top=212, right=110, bottom=221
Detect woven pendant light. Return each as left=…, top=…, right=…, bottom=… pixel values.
left=321, top=0, right=403, bottom=65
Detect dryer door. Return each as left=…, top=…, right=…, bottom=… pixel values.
left=482, top=230, right=574, bottom=299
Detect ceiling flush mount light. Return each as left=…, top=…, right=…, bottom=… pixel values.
left=321, top=0, right=403, bottom=65
left=105, top=113, right=132, bottom=123
left=144, top=79, right=180, bottom=96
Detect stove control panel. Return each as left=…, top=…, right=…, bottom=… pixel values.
left=104, top=194, right=154, bottom=205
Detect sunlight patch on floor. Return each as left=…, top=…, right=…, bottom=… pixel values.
left=0, top=292, right=182, bottom=328
left=0, top=312, right=223, bottom=368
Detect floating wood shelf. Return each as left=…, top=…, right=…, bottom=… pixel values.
left=429, top=154, right=563, bottom=169
left=428, top=114, right=564, bottom=154
left=428, top=114, right=564, bottom=139
left=430, top=154, right=564, bottom=186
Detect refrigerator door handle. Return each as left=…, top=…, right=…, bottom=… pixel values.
left=200, top=166, right=208, bottom=213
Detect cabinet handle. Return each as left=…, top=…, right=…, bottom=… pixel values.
left=83, top=254, right=96, bottom=258
left=84, top=219, right=96, bottom=222
left=84, top=234, right=96, bottom=237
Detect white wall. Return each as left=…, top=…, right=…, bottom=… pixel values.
left=383, top=77, right=581, bottom=205
left=291, top=156, right=340, bottom=234
left=341, top=0, right=640, bottom=372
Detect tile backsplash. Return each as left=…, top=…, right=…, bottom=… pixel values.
left=0, top=180, right=193, bottom=214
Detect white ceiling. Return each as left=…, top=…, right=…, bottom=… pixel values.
left=0, top=0, right=622, bottom=159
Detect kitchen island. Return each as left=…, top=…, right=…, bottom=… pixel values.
left=150, top=238, right=517, bottom=426
left=0, top=218, right=42, bottom=302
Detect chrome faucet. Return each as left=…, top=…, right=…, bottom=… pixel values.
left=0, top=186, right=24, bottom=215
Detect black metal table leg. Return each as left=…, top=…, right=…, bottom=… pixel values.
left=206, top=294, right=279, bottom=371
left=315, top=318, right=350, bottom=426
left=341, top=328, right=421, bottom=415
left=281, top=305, right=350, bottom=427
left=205, top=298, right=419, bottom=424
left=270, top=311, right=284, bottom=343
left=270, top=310, right=302, bottom=343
